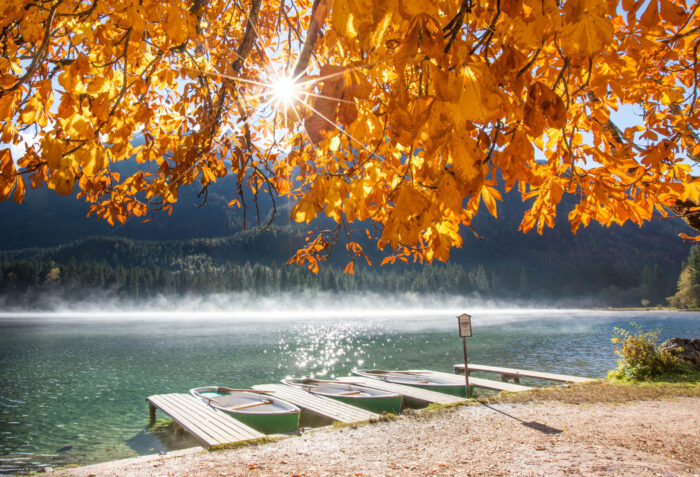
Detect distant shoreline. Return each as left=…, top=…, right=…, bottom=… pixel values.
left=0, top=307, right=696, bottom=320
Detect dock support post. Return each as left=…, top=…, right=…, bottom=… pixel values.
left=149, top=403, right=156, bottom=425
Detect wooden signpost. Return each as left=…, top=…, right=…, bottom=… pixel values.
left=457, top=313, right=472, bottom=398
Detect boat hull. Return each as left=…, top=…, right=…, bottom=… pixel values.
left=352, top=370, right=469, bottom=397
left=191, top=388, right=300, bottom=435
left=282, top=379, right=403, bottom=414
left=330, top=394, right=402, bottom=414
left=403, top=382, right=467, bottom=398
left=221, top=409, right=299, bottom=435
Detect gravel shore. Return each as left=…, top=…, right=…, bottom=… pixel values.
left=53, top=397, right=699, bottom=477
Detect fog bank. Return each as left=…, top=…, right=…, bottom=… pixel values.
left=0, top=290, right=679, bottom=324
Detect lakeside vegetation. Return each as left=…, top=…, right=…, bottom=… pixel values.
left=668, top=245, right=700, bottom=309
left=481, top=325, right=700, bottom=406
left=608, top=323, right=700, bottom=381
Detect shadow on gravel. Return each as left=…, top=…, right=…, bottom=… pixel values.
left=480, top=403, right=563, bottom=434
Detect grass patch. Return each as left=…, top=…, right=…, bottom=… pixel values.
left=210, top=436, right=284, bottom=451
left=331, top=412, right=398, bottom=429
left=424, top=399, right=479, bottom=412
left=483, top=378, right=700, bottom=405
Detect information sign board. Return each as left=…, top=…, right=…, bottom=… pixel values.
left=457, top=313, right=472, bottom=337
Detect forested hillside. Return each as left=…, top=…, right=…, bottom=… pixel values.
left=0, top=165, right=692, bottom=308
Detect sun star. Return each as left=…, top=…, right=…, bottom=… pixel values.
left=270, top=76, right=299, bottom=106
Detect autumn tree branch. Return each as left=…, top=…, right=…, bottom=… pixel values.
left=292, top=0, right=328, bottom=77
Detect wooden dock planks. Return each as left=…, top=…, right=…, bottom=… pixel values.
left=454, top=364, right=594, bottom=384
left=252, top=384, right=379, bottom=424
left=147, top=393, right=265, bottom=448
left=336, top=376, right=468, bottom=405
left=408, top=369, right=534, bottom=393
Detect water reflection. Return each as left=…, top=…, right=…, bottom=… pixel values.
left=280, top=322, right=379, bottom=378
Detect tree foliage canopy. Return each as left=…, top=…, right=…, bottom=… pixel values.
left=1, top=0, right=699, bottom=271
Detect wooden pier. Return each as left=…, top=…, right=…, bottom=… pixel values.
left=252, top=384, right=380, bottom=424
left=145, top=365, right=581, bottom=447
left=453, top=364, right=594, bottom=384
left=409, top=369, right=535, bottom=392
left=147, top=394, right=265, bottom=448
left=336, top=376, right=468, bottom=405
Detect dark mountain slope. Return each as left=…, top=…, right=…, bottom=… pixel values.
left=0, top=165, right=691, bottom=288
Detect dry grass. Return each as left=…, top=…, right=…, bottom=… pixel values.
left=209, top=436, right=284, bottom=451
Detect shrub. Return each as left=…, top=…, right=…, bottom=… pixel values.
left=608, top=323, right=683, bottom=381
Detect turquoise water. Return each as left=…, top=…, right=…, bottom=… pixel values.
left=0, top=309, right=698, bottom=474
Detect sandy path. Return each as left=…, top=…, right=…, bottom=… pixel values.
left=54, top=397, right=700, bottom=477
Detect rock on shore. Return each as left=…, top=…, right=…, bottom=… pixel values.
left=660, top=337, right=700, bottom=369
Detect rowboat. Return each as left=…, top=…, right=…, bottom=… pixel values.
left=189, top=386, right=300, bottom=434
left=353, top=369, right=467, bottom=397
left=282, top=378, right=403, bottom=414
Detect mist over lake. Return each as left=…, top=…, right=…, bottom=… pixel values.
left=1, top=301, right=698, bottom=474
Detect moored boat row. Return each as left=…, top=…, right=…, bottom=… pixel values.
left=189, top=369, right=466, bottom=435
left=353, top=369, right=468, bottom=397
left=281, top=378, right=403, bottom=414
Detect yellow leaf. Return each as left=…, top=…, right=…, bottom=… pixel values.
left=165, top=6, right=189, bottom=44
left=639, top=0, right=660, bottom=27
left=49, top=168, right=76, bottom=196
left=659, top=0, right=686, bottom=25
left=86, top=76, right=107, bottom=94
left=76, top=147, right=106, bottom=177
left=69, top=116, right=95, bottom=139
left=0, top=178, right=13, bottom=201
left=332, top=0, right=358, bottom=38
left=524, top=82, right=567, bottom=137
left=398, top=0, right=438, bottom=19
left=370, top=1, right=395, bottom=47
left=550, top=181, right=564, bottom=204
left=0, top=148, right=14, bottom=177
left=20, top=97, right=40, bottom=125
left=0, top=149, right=14, bottom=201
left=42, top=136, right=65, bottom=170
left=559, top=12, right=614, bottom=58
left=498, top=14, right=543, bottom=49
left=481, top=186, right=498, bottom=217
left=0, top=93, right=18, bottom=119
left=13, top=175, right=25, bottom=204
left=291, top=195, right=319, bottom=223
left=660, top=87, right=683, bottom=105
left=456, top=62, right=503, bottom=124
left=563, top=0, right=608, bottom=23
left=344, top=261, right=354, bottom=274
left=58, top=70, right=85, bottom=94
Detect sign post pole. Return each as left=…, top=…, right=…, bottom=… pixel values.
left=457, top=313, right=472, bottom=398
left=462, top=335, right=469, bottom=397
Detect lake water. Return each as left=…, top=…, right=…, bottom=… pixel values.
left=0, top=308, right=698, bottom=474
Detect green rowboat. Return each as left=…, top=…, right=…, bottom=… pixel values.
left=190, top=386, right=300, bottom=434
left=282, top=378, right=403, bottom=414
left=353, top=369, right=467, bottom=397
